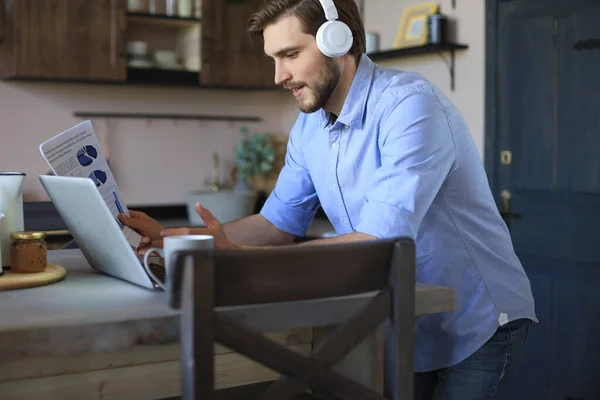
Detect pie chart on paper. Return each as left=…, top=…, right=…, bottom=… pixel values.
left=88, top=170, right=107, bottom=187
left=77, top=145, right=98, bottom=166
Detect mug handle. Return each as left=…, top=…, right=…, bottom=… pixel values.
left=143, top=247, right=166, bottom=290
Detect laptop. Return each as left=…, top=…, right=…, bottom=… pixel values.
left=39, top=174, right=164, bottom=290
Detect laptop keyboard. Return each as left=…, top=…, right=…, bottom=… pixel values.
left=147, top=262, right=166, bottom=284
left=137, top=254, right=166, bottom=284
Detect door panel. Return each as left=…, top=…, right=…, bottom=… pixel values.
left=201, top=0, right=275, bottom=88
left=200, top=0, right=228, bottom=85
left=225, top=0, right=275, bottom=87
left=503, top=256, right=600, bottom=400
left=498, top=0, right=600, bottom=260
left=12, top=0, right=126, bottom=81
left=496, top=0, right=600, bottom=398
left=551, top=263, right=600, bottom=399
left=557, top=6, right=600, bottom=193
left=510, top=192, right=600, bottom=264
left=498, top=11, right=555, bottom=192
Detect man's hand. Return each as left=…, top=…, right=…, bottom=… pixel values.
left=160, top=202, right=235, bottom=250
left=118, top=210, right=165, bottom=252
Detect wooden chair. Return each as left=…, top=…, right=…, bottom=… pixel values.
left=167, top=238, right=416, bottom=400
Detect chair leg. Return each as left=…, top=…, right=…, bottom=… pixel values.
left=180, top=254, right=215, bottom=399
left=385, top=242, right=415, bottom=400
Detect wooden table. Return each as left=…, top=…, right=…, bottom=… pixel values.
left=0, top=249, right=454, bottom=399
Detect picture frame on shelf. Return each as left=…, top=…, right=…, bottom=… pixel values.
left=393, top=2, right=440, bottom=49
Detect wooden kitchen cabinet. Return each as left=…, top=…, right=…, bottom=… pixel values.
left=0, top=0, right=127, bottom=81
left=0, top=0, right=276, bottom=89
left=201, top=0, right=276, bottom=88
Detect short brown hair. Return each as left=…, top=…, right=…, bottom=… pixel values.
left=247, top=0, right=366, bottom=60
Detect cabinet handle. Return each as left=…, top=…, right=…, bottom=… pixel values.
left=110, top=0, right=117, bottom=67
left=118, top=36, right=128, bottom=57
left=0, top=0, right=5, bottom=44
left=202, top=37, right=211, bottom=63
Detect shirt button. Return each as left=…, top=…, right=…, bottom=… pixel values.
left=332, top=143, right=338, bottom=149
left=332, top=183, right=338, bottom=189
left=344, top=125, right=349, bottom=129
left=343, top=219, right=349, bottom=225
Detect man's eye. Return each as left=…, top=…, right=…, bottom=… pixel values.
left=286, top=52, right=298, bottom=59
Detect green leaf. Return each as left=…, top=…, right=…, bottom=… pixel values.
left=234, top=129, right=276, bottom=180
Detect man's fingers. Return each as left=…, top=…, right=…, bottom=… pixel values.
left=118, top=213, right=139, bottom=228
left=160, top=226, right=213, bottom=237
left=160, top=227, right=193, bottom=237
left=136, top=239, right=164, bottom=255
left=152, top=239, right=164, bottom=248
left=128, top=210, right=147, bottom=219
left=195, top=202, right=221, bottom=229
left=160, top=227, right=190, bottom=237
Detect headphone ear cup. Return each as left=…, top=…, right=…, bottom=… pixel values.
left=316, top=20, right=353, bottom=58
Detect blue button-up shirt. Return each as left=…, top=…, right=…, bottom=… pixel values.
left=261, top=54, right=537, bottom=372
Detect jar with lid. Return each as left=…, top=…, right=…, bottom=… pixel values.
left=10, top=231, right=47, bottom=274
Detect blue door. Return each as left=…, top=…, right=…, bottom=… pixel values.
left=492, top=0, right=600, bottom=398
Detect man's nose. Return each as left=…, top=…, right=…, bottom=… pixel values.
left=274, top=62, right=292, bottom=86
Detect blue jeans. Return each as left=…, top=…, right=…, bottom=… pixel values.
left=414, top=318, right=531, bottom=400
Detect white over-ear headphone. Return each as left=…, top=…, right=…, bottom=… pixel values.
left=316, top=0, right=353, bottom=58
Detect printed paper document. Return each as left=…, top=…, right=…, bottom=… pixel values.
left=39, top=120, right=142, bottom=248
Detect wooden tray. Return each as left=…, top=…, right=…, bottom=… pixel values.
left=0, top=264, right=66, bottom=291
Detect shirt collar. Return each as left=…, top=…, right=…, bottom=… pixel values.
left=319, top=53, right=375, bottom=130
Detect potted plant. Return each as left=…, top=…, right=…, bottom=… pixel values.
left=234, top=126, right=275, bottom=191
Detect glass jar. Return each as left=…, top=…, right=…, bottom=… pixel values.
left=10, top=231, right=47, bottom=273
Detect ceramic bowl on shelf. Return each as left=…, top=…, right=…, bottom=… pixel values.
left=127, top=41, right=148, bottom=56
left=154, top=51, right=177, bottom=66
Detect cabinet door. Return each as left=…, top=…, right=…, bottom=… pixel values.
left=201, top=0, right=276, bottom=88
left=200, top=0, right=228, bottom=85
left=1, top=0, right=126, bottom=81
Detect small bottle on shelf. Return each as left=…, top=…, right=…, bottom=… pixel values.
left=194, top=0, right=201, bottom=19
left=166, top=0, right=177, bottom=17
left=178, top=0, right=193, bottom=18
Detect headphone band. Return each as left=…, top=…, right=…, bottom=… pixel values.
left=318, top=0, right=339, bottom=21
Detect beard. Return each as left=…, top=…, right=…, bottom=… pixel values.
left=287, top=57, right=341, bottom=114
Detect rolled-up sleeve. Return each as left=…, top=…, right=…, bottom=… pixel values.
left=260, top=116, right=320, bottom=236
left=355, top=91, right=456, bottom=239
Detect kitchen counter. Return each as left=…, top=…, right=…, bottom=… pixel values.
left=0, top=248, right=453, bottom=399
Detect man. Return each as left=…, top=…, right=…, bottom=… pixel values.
left=120, top=0, right=537, bottom=398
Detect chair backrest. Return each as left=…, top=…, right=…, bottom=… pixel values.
left=169, top=237, right=413, bottom=307
left=168, top=237, right=416, bottom=400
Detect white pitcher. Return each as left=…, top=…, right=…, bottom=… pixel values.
left=0, top=172, right=25, bottom=268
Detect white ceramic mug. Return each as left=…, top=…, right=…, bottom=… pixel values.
left=0, top=213, right=4, bottom=275
left=366, top=32, right=379, bottom=54
left=143, top=234, right=214, bottom=290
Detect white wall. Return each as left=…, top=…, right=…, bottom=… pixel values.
left=0, top=81, right=288, bottom=203
left=0, top=0, right=484, bottom=204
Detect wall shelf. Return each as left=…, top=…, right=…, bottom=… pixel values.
left=126, top=12, right=201, bottom=28
left=125, top=67, right=281, bottom=90
left=73, top=111, right=262, bottom=123
left=367, top=43, right=468, bottom=60
left=5, top=70, right=280, bottom=91
left=127, top=67, right=199, bottom=85
left=367, top=43, right=469, bottom=91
